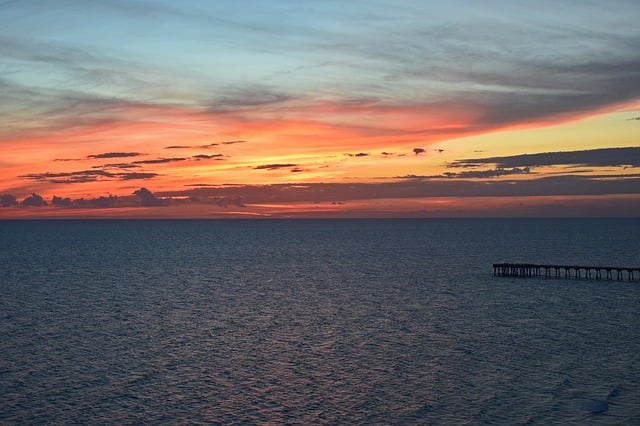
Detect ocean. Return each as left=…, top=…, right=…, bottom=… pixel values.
left=1, top=218, right=639, bottom=424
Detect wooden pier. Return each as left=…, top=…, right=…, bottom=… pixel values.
left=493, top=263, right=640, bottom=281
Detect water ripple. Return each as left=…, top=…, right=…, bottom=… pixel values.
left=1, top=219, right=639, bottom=424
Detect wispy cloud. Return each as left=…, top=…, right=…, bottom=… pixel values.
left=208, top=87, right=293, bottom=113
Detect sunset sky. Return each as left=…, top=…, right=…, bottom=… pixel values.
left=1, top=0, right=639, bottom=218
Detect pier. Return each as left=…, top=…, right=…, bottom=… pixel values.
left=493, top=263, right=640, bottom=281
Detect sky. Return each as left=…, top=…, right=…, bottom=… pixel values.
left=1, top=0, right=639, bottom=218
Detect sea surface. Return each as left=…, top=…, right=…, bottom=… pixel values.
left=1, top=218, right=639, bottom=425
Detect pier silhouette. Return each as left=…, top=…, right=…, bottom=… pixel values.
left=493, top=263, right=640, bottom=281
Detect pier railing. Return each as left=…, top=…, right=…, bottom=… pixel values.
left=493, top=263, right=640, bottom=281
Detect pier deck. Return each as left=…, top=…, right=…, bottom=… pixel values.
left=493, top=263, right=640, bottom=281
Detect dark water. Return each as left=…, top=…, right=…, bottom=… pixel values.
left=1, top=218, right=639, bottom=424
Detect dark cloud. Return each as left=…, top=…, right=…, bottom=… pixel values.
left=193, top=141, right=245, bottom=149
left=51, top=196, right=73, bottom=207
left=628, top=117, right=640, bottom=121
left=413, top=148, right=425, bottom=155
left=50, top=192, right=163, bottom=209
left=347, top=152, right=369, bottom=157
left=164, top=142, right=243, bottom=149
left=50, top=193, right=144, bottom=209
left=585, top=173, right=640, bottom=179
left=160, top=176, right=640, bottom=205
left=21, top=170, right=116, bottom=183
left=20, top=169, right=157, bottom=183
left=5, top=173, right=640, bottom=214
left=389, top=20, right=640, bottom=129
left=290, top=168, right=304, bottom=173
left=441, top=167, right=531, bottom=179
left=133, top=187, right=167, bottom=206
left=193, top=154, right=225, bottom=160
left=132, top=157, right=186, bottom=165
left=71, top=195, right=118, bottom=208
left=254, top=163, right=298, bottom=170
left=21, top=193, right=47, bottom=206
left=50, top=177, right=97, bottom=184
left=0, top=194, right=17, bottom=207
left=492, top=63, right=639, bottom=126
left=323, top=13, right=637, bottom=133
left=120, top=172, right=158, bottom=180
left=450, top=147, right=640, bottom=169
left=98, top=163, right=141, bottom=169
left=88, top=152, right=141, bottom=159
left=188, top=195, right=245, bottom=208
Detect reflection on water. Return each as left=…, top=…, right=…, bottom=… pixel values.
left=1, top=219, right=639, bottom=424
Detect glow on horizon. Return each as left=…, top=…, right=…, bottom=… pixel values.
left=1, top=1, right=639, bottom=217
